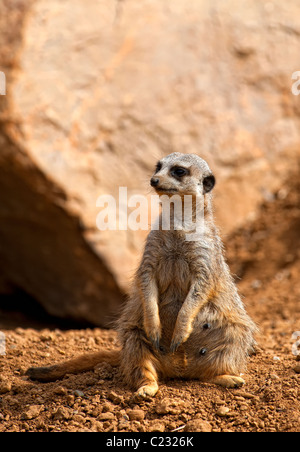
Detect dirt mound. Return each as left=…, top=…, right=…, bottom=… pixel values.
left=0, top=171, right=299, bottom=432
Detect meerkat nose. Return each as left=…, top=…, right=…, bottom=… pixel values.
left=150, top=178, right=160, bottom=187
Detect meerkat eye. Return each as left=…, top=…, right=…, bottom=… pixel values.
left=155, top=162, right=162, bottom=173
left=171, top=166, right=189, bottom=178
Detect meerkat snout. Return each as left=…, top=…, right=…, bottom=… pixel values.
left=150, top=177, right=160, bottom=187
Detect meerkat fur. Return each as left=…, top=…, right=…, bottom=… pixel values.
left=26, top=152, right=257, bottom=397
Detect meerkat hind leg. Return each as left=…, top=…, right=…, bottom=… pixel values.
left=134, top=358, right=159, bottom=398
left=121, top=330, right=159, bottom=398
left=210, top=374, right=245, bottom=388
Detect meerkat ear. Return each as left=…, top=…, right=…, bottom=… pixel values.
left=203, top=174, right=215, bottom=194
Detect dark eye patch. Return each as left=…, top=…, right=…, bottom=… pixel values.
left=170, top=166, right=189, bottom=178
left=155, top=161, right=162, bottom=173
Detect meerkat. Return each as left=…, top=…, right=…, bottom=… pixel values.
left=26, top=152, right=257, bottom=397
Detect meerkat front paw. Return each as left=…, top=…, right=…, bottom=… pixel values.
left=135, top=383, right=158, bottom=398
left=144, top=321, right=161, bottom=351
left=211, top=375, right=245, bottom=388
left=170, top=333, right=189, bottom=353
left=170, top=324, right=192, bottom=353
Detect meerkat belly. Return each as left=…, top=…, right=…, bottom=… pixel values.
left=156, top=254, right=191, bottom=341
left=155, top=255, right=191, bottom=376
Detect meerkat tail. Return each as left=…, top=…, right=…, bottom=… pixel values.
left=26, top=349, right=121, bottom=382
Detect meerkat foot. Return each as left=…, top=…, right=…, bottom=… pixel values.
left=211, top=375, right=245, bottom=388
left=134, top=358, right=159, bottom=398
left=135, top=382, right=159, bottom=398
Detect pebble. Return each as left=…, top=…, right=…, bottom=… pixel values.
left=270, top=373, right=280, bottom=380
left=216, top=406, right=230, bottom=417
left=234, top=390, right=256, bottom=400
left=40, top=332, right=55, bottom=342
left=72, top=414, right=86, bottom=424
left=239, top=404, right=249, bottom=411
left=99, top=412, right=115, bottom=421
left=155, top=399, right=170, bottom=415
left=257, top=420, right=265, bottom=429
left=102, top=401, right=114, bottom=413
left=251, top=279, right=262, bottom=290
left=53, top=386, right=67, bottom=396
left=118, top=420, right=129, bottom=430
left=148, top=421, right=165, bottom=432
left=127, top=409, right=145, bottom=422
left=184, top=419, right=212, bottom=432
left=52, top=407, right=72, bottom=421
left=107, top=390, right=123, bottom=405
left=293, top=363, right=300, bottom=374
left=0, top=381, right=11, bottom=394
left=73, top=390, right=85, bottom=398
left=22, top=405, right=43, bottom=420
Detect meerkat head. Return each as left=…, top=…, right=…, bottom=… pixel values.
left=150, top=152, right=215, bottom=198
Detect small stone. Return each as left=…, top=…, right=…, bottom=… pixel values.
left=52, top=407, right=72, bottom=421
left=102, top=401, right=114, bottom=412
left=53, top=386, right=67, bottom=395
left=239, top=404, right=248, bottom=411
left=270, top=373, right=280, bottom=380
left=127, top=409, right=145, bottom=422
left=107, top=390, right=123, bottom=404
left=148, top=421, right=165, bottom=432
left=258, top=420, right=265, bottom=429
left=72, top=414, right=86, bottom=424
left=99, top=412, right=115, bottom=421
left=293, top=363, right=300, bottom=374
left=155, top=399, right=170, bottom=415
left=216, top=406, right=230, bottom=417
left=251, top=279, right=262, bottom=290
left=0, top=381, right=11, bottom=394
left=22, top=405, right=43, bottom=420
left=40, top=332, right=55, bottom=342
left=234, top=390, right=256, bottom=399
left=73, top=390, right=85, bottom=398
left=184, top=419, right=212, bottom=432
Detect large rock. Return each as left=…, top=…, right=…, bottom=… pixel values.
left=0, top=134, right=124, bottom=325
left=0, top=0, right=124, bottom=325
left=0, top=0, right=300, bottom=324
